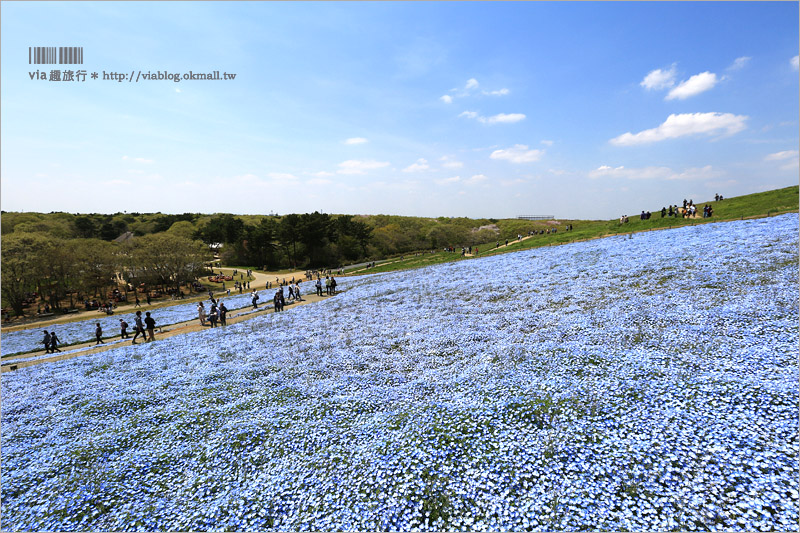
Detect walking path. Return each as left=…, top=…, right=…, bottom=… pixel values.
left=1, top=268, right=311, bottom=333
left=1, top=290, right=338, bottom=373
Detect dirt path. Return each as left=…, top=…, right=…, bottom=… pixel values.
left=465, top=233, right=539, bottom=257
left=2, top=290, right=339, bottom=373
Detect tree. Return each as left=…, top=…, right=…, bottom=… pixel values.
left=241, top=217, right=279, bottom=269
left=0, top=233, right=53, bottom=316
left=195, top=214, right=244, bottom=245
left=71, top=239, right=117, bottom=300
left=129, top=234, right=211, bottom=294
left=73, top=215, right=97, bottom=238
left=166, top=220, right=197, bottom=240
left=278, top=214, right=302, bottom=268
left=426, top=224, right=469, bottom=249
left=350, top=220, right=373, bottom=257
left=299, top=212, right=332, bottom=267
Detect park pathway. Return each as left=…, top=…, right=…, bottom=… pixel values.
left=1, top=289, right=339, bottom=373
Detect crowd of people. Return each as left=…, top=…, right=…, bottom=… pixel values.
left=621, top=195, right=721, bottom=224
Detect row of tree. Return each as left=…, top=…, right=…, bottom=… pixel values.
left=1, top=232, right=210, bottom=316
left=194, top=212, right=373, bottom=270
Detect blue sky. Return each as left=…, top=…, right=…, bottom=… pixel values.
left=2, top=2, right=797, bottom=219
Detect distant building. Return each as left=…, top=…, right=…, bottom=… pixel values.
left=517, top=215, right=555, bottom=221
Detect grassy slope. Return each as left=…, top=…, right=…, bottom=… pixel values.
left=360, top=186, right=798, bottom=275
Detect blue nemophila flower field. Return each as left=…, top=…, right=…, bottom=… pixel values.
left=2, top=215, right=797, bottom=531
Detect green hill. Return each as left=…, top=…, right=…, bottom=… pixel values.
left=359, top=186, right=798, bottom=274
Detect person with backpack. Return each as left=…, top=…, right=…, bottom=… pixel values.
left=144, top=311, right=156, bottom=341
left=219, top=302, right=228, bottom=326
left=330, top=277, right=337, bottom=295
left=119, top=318, right=129, bottom=339
left=49, top=331, right=62, bottom=353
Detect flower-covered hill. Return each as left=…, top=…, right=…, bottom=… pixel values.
left=2, top=214, right=798, bottom=531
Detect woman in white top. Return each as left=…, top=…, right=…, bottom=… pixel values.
left=197, top=302, right=207, bottom=326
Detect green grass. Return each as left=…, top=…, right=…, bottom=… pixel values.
left=345, top=186, right=797, bottom=276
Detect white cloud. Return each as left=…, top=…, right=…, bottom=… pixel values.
left=175, top=88, right=182, bottom=93
left=461, top=111, right=526, bottom=124
left=465, top=78, right=479, bottom=90
left=310, top=171, right=334, bottom=177
left=466, top=174, right=487, bottom=184
left=765, top=150, right=800, bottom=171
left=440, top=156, right=463, bottom=169
left=728, top=56, right=751, bottom=71
left=481, top=113, right=526, bottom=124
left=434, top=175, right=461, bottom=185
left=344, top=137, right=368, bottom=145
left=765, top=150, right=799, bottom=161
left=490, top=144, right=544, bottom=163
left=609, top=112, right=748, bottom=146
left=268, top=172, right=298, bottom=181
left=589, top=164, right=722, bottom=181
left=640, top=65, right=677, bottom=90
left=234, top=173, right=261, bottom=183
left=105, top=179, right=131, bottom=185
left=337, top=159, right=390, bottom=175
left=791, top=56, right=799, bottom=71
left=440, top=94, right=453, bottom=104
left=666, top=71, right=718, bottom=100
left=122, top=155, right=154, bottom=163
left=483, top=88, right=510, bottom=96
left=540, top=140, right=554, bottom=146
left=307, top=178, right=332, bottom=185
left=403, top=158, right=430, bottom=172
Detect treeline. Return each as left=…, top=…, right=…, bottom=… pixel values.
left=1, top=232, right=210, bottom=317
left=1, top=210, right=557, bottom=315
left=193, top=212, right=372, bottom=270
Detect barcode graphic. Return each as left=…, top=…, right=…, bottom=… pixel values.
left=29, top=47, right=83, bottom=65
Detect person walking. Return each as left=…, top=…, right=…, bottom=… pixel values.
left=273, top=290, right=282, bottom=312
left=252, top=290, right=259, bottom=309
left=42, top=330, right=52, bottom=354
left=316, top=277, right=323, bottom=296
left=134, top=295, right=141, bottom=307
left=144, top=311, right=156, bottom=341
left=294, top=282, right=303, bottom=302
left=49, top=331, right=62, bottom=353
left=197, top=302, right=207, bottom=326
left=132, top=311, right=145, bottom=344
left=219, top=302, right=228, bottom=326
left=119, top=318, right=129, bottom=339
left=146, top=293, right=152, bottom=306
left=325, top=276, right=331, bottom=295
left=208, top=303, right=218, bottom=328
left=95, top=323, right=104, bottom=345
left=330, top=277, right=337, bottom=295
